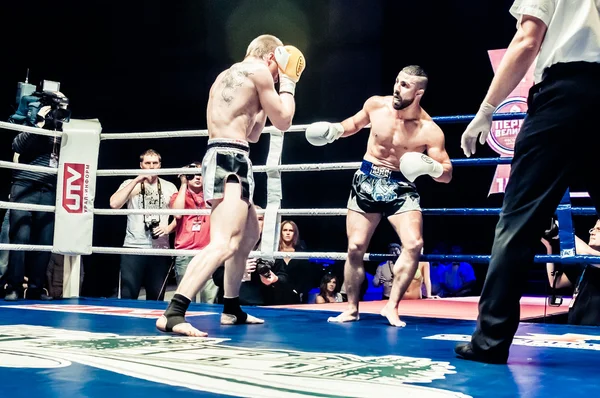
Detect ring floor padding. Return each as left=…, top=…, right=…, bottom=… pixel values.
left=0, top=297, right=596, bottom=398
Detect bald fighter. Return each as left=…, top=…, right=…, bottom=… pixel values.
left=306, top=65, right=452, bottom=326
left=157, top=34, right=306, bottom=336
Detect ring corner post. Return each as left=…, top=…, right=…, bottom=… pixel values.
left=53, top=118, right=102, bottom=298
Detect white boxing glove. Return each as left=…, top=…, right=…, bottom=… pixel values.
left=305, top=122, right=344, bottom=146
left=399, top=152, right=444, bottom=182
left=460, top=101, right=496, bottom=157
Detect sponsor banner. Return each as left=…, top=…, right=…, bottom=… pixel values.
left=424, top=332, right=600, bottom=351
left=0, top=325, right=471, bottom=397
left=486, top=49, right=535, bottom=195
left=54, top=119, right=102, bottom=255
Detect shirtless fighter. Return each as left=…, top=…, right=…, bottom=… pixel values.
left=157, top=34, right=306, bottom=336
left=305, top=65, right=452, bottom=326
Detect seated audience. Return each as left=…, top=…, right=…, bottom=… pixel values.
left=372, top=243, right=401, bottom=300
left=213, top=207, right=300, bottom=305
left=315, top=274, right=343, bottom=303
left=542, top=218, right=600, bottom=326
left=277, top=220, right=323, bottom=303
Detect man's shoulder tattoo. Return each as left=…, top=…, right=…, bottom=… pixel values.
left=221, top=66, right=254, bottom=105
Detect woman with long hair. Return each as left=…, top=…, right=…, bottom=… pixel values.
left=315, top=274, right=343, bottom=303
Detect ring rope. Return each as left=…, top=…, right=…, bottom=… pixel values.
left=1, top=200, right=596, bottom=217
left=0, top=201, right=55, bottom=212
left=1, top=243, right=597, bottom=265
left=94, top=158, right=517, bottom=178
left=92, top=113, right=528, bottom=141
left=0, top=121, right=63, bottom=137
left=0, top=160, right=58, bottom=175
left=96, top=166, right=220, bottom=177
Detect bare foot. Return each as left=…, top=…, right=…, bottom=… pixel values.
left=380, top=306, right=406, bottom=327
left=155, top=315, right=208, bottom=337
left=220, top=313, right=264, bottom=325
left=327, top=310, right=360, bottom=323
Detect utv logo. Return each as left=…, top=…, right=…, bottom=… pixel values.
left=0, top=325, right=470, bottom=398
left=62, top=163, right=89, bottom=213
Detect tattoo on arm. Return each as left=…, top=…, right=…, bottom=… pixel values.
left=221, top=68, right=253, bottom=105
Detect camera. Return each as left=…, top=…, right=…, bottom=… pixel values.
left=256, top=258, right=274, bottom=278
left=145, top=219, right=161, bottom=239
left=184, top=163, right=201, bottom=180
left=9, top=76, right=71, bottom=130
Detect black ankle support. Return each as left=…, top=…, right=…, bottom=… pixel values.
left=163, top=293, right=191, bottom=332
left=223, top=297, right=248, bottom=324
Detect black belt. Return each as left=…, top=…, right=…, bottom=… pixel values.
left=360, top=160, right=409, bottom=183
left=207, top=141, right=249, bottom=153
left=543, top=61, right=600, bottom=81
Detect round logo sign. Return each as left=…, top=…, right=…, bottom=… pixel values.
left=486, top=97, right=528, bottom=155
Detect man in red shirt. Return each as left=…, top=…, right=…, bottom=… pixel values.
left=170, top=162, right=214, bottom=302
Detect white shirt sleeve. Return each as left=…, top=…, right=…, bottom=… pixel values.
left=118, top=179, right=133, bottom=191
left=509, top=0, right=556, bottom=28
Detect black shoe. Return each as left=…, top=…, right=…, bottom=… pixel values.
left=24, top=288, right=53, bottom=301
left=454, top=343, right=508, bottom=365
left=4, top=291, right=19, bottom=301
left=40, top=292, right=53, bottom=301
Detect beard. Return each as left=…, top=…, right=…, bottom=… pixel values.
left=392, top=95, right=414, bottom=110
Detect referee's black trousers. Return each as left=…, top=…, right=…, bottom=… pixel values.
left=471, top=62, right=600, bottom=357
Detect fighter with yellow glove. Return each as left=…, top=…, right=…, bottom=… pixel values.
left=274, top=45, right=306, bottom=96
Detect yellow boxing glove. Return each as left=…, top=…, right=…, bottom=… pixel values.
left=274, top=45, right=306, bottom=96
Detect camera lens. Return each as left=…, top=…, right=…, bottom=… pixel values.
left=147, top=220, right=161, bottom=239
left=256, top=259, right=273, bottom=277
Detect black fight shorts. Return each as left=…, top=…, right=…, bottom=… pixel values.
left=347, top=160, right=421, bottom=216
left=202, top=138, right=254, bottom=205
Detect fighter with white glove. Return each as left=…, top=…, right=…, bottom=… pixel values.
left=460, top=101, right=496, bottom=157
left=399, top=152, right=444, bottom=182
left=305, top=122, right=345, bottom=146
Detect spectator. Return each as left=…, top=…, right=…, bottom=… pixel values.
left=315, top=274, right=343, bottom=303
left=109, top=149, right=177, bottom=300
left=372, top=243, right=401, bottom=300
left=438, top=245, right=476, bottom=297
left=169, top=162, right=215, bottom=302
left=542, top=218, right=600, bottom=326
left=0, top=210, right=9, bottom=290
left=4, top=92, right=68, bottom=301
left=213, top=206, right=299, bottom=305
left=278, top=220, right=322, bottom=303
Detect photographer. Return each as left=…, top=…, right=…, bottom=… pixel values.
left=109, top=149, right=177, bottom=300
left=169, top=162, right=215, bottom=302
left=542, top=218, right=600, bottom=326
left=4, top=91, right=69, bottom=301
left=212, top=206, right=300, bottom=305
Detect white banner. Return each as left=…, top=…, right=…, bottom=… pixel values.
left=53, top=119, right=102, bottom=255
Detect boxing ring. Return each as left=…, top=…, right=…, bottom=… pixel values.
left=1, top=113, right=599, bottom=398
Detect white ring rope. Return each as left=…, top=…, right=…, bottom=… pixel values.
left=96, top=166, right=217, bottom=177
left=0, top=120, right=62, bottom=137
left=94, top=163, right=359, bottom=177
left=0, top=201, right=55, bottom=212
left=0, top=160, right=58, bottom=175
left=98, top=124, right=315, bottom=141
left=0, top=243, right=365, bottom=261
left=0, top=200, right=341, bottom=216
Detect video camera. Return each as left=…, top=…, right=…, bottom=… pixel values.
left=9, top=75, right=71, bottom=130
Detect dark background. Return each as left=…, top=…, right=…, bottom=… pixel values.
left=0, top=0, right=592, bottom=296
